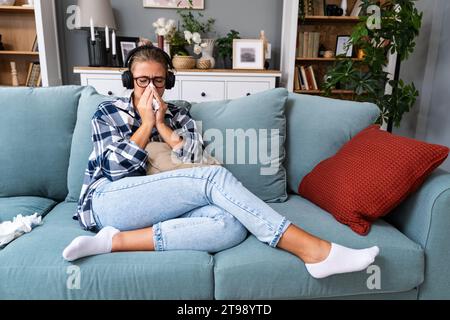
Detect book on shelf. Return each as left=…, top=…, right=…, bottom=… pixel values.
left=294, top=66, right=301, bottom=91
left=296, top=65, right=319, bottom=91
left=306, top=66, right=319, bottom=90
left=26, top=62, right=41, bottom=87
left=31, top=35, right=38, bottom=52
left=297, top=32, right=320, bottom=58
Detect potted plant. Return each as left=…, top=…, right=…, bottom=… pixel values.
left=323, top=0, right=422, bottom=132
left=216, top=30, right=241, bottom=69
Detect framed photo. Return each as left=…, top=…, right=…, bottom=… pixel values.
left=143, top=0, right=204, bottom=9
left=232, top=39, right=265, bottom=70
left=335, top=35, right=353, bottom=57
left=116, top=37, right=140, bottom=67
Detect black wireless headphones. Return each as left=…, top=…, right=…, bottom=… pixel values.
left=121, top=44, right=176, bottom=90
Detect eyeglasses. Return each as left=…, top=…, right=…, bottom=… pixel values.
left=133, top=76, right=166, bottom=89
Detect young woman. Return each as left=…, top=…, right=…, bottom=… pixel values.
left=63, top=45, right=379, bottom=279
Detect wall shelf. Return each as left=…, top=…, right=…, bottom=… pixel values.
left=0, top=5, right=35, bottom=13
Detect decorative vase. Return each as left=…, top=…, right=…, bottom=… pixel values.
left=341, top=0, right=348, bottom=16
left=196, top=58, right=211, bottom=69
left=201, top=38, right=216, bottom=68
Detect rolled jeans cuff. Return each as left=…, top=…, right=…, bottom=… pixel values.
left=269, top=217, right=291, bottom=248
left=153, top=222, right=164, bottom=251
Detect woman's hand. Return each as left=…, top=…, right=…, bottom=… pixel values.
left=136, top=84, right=156, bottom=128
left=152, top=87, right=168, bottom=127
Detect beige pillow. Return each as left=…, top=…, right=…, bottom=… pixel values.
left=145, top=142, right=222, bottom=175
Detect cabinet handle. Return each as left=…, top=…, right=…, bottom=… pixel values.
left=201, top=92, right=206, bottom=97
left=108, top=91, right=113, bottom=96
left=246, top=93, right=251, bottom=96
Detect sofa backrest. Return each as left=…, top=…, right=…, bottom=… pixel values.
left=65, top=87, right=110, bottom=202
left=0, top=86, right=84, bottom=201
left=284, top=93, right=380, bottom=193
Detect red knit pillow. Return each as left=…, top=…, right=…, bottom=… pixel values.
left=298, top=125, right=449, bottom=235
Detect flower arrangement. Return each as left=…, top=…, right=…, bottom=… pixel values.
left=152, top=18, right=177, bottom=40
left=184, top=31, right=207, bottom=55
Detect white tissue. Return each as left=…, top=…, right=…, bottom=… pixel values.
left=0, top=213, right=42, bottom=248
left=149, top=82, right=160, bottom=113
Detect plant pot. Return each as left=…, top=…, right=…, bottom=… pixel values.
left=172, top=55, right=196, bottom=70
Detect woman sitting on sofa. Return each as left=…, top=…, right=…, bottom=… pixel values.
left=63, top=45, right=379, bottom=279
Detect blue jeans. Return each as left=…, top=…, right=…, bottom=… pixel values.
left=91, top=166, right=291, bottom=253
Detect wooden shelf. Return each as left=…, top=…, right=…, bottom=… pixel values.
left=303, top=16, right=361, bottom=23
left=0, top=51, right=39, bottom=56
left=0, top=5, right=34, bottom=13
left=294, top=90, right=355, bottom=95
left=296, top=57, right=362, bottom=61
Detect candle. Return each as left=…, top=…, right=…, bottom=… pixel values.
left=105, top=25, right=110, bottom=49
left=90, top=17, right=95, bottom=42
left=112, top=30, right=116, bottom=55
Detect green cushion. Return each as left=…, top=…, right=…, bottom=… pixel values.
left=190, top=88, right=288, bottom=202
left=285, top=93, right=380, bottom=193
left=0, top=202, right=214, bottom=300
left=66, top=87, right=110, bottom=202
left=0, top=86, right=84, bottom=201
left=0, top=196, right=57, bottom=223
left=213, top=195, right=424, bottom=299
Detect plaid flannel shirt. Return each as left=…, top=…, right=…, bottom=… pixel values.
left=74, top=95, right=204, bottom=231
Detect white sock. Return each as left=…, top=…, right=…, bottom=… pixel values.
left=62, top=226, right=120, bottom=262
left=305, top=243, right=379, bottom=279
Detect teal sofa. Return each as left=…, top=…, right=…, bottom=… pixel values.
left=0, top=85, right=449, bottom=300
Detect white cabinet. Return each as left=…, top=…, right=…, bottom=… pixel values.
left=74, top=68, right=281, bottom=102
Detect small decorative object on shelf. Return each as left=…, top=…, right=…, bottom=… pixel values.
left=10, top=61, right=19, bottom=86
left=201, top=38, right=215, bottom=68
left=326, top=4, right=344, bottom=16
left=0, top=34, right=5, bottom=50
left=87, top=31, right=106, bottom=67
left=196, top=57, right=211, bottom=69
left=341, top=0, right=348, bottom=16
left=0, top=0, right=16, bottom=6
left=172, top=55, right=196, bottom=69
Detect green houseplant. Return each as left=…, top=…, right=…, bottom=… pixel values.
left=216, top=30, right=241, bottom=69
left=323, top=0, right=422, bottom=132
left=177, top=0, right=215, bottom=35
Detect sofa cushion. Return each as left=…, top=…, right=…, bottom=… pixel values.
left=0, top=202, right=214, bottom=300
left=0, top=86, right=84, bottom=201
left=190, top=88, right=288, bottom=202
left=299, top=125, right=449, bottom=235
left=285, top=93, right=380, bottom=193
left=213, top=195, right=424, bottom=299
left=0, top=196, right=57, bottom=223
left=66, top=86, right=110, bottom=202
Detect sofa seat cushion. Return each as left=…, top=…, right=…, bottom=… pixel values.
left=0, top=196, right=57, bottom=223
left=0, top=202, right=214, bottom=300
left=213, top=195, right=424, bottom=299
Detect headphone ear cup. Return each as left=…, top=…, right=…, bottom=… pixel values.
left=166, top=71, right=176, bottom=90
left=122, top=70, right=134, bottom=90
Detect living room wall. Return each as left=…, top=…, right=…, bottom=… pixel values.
left=55, top=0, right=283, bottom=85
left=395, top=0, right=450, bottom=171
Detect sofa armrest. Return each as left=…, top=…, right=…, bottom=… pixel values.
left=387, top=168, right=450, bottom=299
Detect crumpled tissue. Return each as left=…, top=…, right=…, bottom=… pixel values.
left=0, top=213, right=43, bottom=248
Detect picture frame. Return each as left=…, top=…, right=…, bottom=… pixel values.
left=116, top=37, right=140, bottom=67
left=335, top=35, right=353, bottom=57
left=232, top=39, right=265, bottom=70
left=143, top=0, right=204, bottom=9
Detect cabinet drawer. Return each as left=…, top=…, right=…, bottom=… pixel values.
left=163, top=80, right=180, bottom=101
left=86, top=78, right=129, bottom=97
left=227, top=81, right=270, bottom=100
left=181, top=81, right=225, bottom=102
